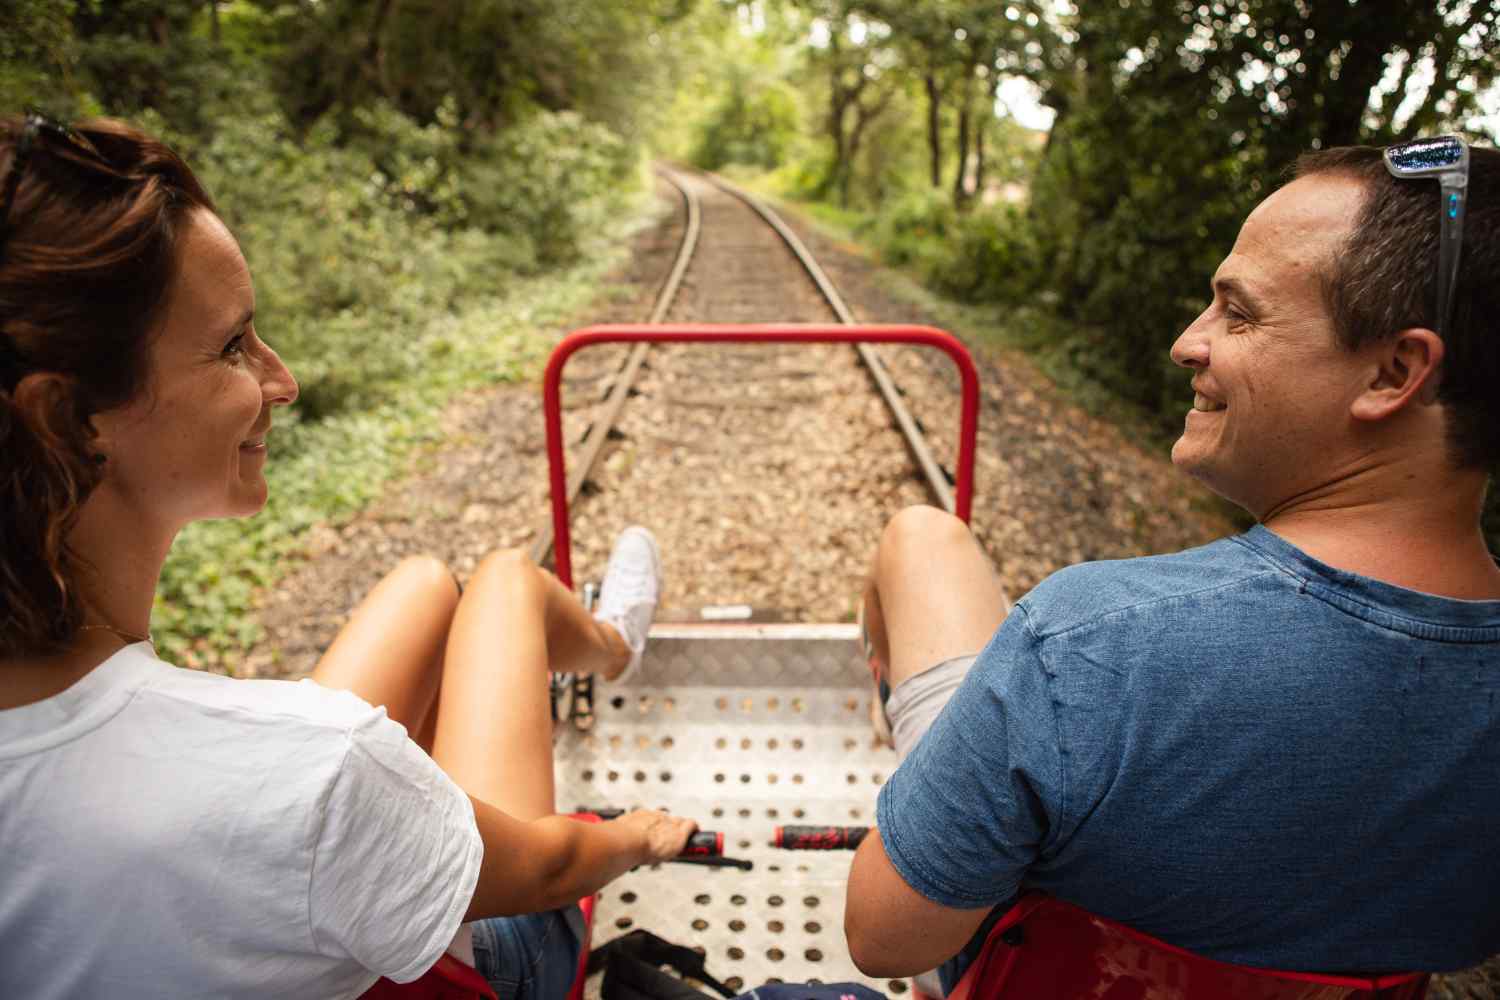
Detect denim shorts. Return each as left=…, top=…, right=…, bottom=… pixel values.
left=470, top=903, right=586, bottom=1000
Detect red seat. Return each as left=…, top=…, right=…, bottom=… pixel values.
left=934, top=895, right=1429, bottom=1000
left=361, top=953, right=500, bottom=1000
left=362, top=815, right=601, bottom=1000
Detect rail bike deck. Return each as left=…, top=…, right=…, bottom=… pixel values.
left=554, top=623, right=905, bottom=996
left=544, top=324, right=980, bottom=997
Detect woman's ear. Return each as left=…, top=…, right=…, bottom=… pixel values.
left=1351, top=327, right=1445, bottom=422
left=11, top=371, right=97, bottom=454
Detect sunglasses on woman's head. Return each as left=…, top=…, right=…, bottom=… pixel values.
left=1383, top=135, right=1470, bottom=339
left=0, top=108, right=110, bottom=265
left=0, top=109, right=116, bottom=386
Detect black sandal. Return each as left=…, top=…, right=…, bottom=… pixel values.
left=572, top=675, right=596, bottom=732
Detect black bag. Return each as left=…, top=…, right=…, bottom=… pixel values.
left=589, top=929, right=737, bottom=1000
left=589, top=930, right=889, bottom=1000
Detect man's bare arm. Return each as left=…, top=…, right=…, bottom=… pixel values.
left=844, top=827, right=991, bottom=977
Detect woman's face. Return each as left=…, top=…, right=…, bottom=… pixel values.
left=92, top=208, right=298, bottom=530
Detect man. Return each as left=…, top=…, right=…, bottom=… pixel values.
left=844, top=139, right=1500, bottom=987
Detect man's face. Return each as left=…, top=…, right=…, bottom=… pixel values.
left=1169, top=174, right=1374, bottom=518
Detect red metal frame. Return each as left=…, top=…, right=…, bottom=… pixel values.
left=543, top=324, right=981, bottom=589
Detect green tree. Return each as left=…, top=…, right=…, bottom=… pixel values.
left=0, top=0, right=84, bottom=115
left=265, top=0, right=700, bottom=139
left=1022, top=0, right=1499, bottom=422
left=782, top=0, right=902, bottom=205
left=690, top=61, right=802, bottom=170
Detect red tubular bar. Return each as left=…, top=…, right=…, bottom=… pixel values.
left=543, top=324, right=981, bottom=590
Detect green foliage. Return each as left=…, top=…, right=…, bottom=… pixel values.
left=4, top=0, right=678, bottom=664
left=264, top=0, right=703, bottom=141
left=454, top=111, right=639, bottom=264
left=0, top=0, right=82, bottom=115
left=690, top=67, right=802, bottom=170
left=860, top=188, right=956, bottom=271
left=930, top=203, right=1042, bottom=303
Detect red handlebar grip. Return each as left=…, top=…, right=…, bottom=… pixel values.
left=773, top=825, right=870, bottom=850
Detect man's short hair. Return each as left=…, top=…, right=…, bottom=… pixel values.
left=1295, top=143, right=1499, bottom=469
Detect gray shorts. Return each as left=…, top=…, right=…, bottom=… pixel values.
left=885, top=654, right=979, bottom=760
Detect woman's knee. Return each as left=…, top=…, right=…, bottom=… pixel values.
left=473, top=546, right=534, bottom=576
left=469, top=547, right=547, bottom=600
left=389, top=554, right=461, bottom=607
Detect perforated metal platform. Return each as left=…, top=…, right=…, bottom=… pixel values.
left=553, top=623, right=908, bottom=996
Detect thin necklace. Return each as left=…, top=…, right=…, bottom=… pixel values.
left=79, top=623, right=153, bottom=645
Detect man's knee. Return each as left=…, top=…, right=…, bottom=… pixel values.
left=877, top=504, right=974, bottom=572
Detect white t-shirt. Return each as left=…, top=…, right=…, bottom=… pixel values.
left=0, top=642, right=484, bottom=999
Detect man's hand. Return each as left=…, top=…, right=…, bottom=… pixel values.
left=613, top=809, right=698, bottom=864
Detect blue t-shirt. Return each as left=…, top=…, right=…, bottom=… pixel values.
left=877, top=526, right=1500, bottom=974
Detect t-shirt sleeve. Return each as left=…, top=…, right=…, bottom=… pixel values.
left=307, top=703, right=484, bottom=983
left=875, top=604, right=1065, bottom=909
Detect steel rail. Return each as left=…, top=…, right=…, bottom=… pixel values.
left=527, top=168, right=702, bottom=566
left=530, top=164, right=962, bottom=570
left=696, top=172, right=957, bottom=514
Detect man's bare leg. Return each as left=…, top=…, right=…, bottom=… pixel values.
left=863, top=505, right=1010, bottom=721
left=862, top=506, right=1010, bottom=994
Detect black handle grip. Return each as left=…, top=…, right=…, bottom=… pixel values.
left=679, top=830, right=724, bottom=857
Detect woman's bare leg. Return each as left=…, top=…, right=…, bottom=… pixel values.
left=310, top=555, right=460, bottom=750
left=310, top=547, right=631, bottom=820
left=431, top=548, right=629, bottom=820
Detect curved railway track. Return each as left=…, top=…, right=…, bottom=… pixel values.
left=527, top=167, right=961, bottom=583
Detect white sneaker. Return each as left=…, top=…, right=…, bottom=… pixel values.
left=594, top=526, right=662, bottom=682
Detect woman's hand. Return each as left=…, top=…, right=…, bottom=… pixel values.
left=613, top=809, right=698, bottom=864
left=464, top=801, right=699, bottom=920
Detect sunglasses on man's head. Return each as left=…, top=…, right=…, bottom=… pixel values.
left=1383, top=135, right=1470, bottom=339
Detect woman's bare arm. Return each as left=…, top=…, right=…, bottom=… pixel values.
left=463, top=798, right=696, bottom=920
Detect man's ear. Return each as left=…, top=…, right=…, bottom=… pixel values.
left=1350, top=327, right=1445, bottom=422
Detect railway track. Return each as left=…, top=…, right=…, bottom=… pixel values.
left=513, top=166, right=987, bottom=998
left=527, top=167, right=961, bottom=591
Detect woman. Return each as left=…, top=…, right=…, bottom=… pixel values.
left=0, top=111, right=694, bottom=998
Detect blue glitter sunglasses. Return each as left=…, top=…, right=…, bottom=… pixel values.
left=1383, top=135, right=1470, bottom=338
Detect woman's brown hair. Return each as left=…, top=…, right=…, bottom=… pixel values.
left=0, top=115, right=215, bottom=657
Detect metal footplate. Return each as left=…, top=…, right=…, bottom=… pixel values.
left=553, top=623, right=907, bottom=996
